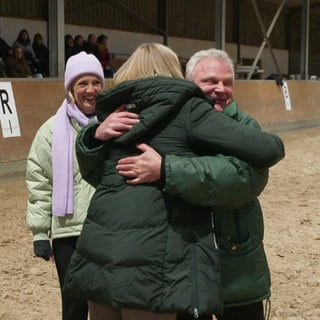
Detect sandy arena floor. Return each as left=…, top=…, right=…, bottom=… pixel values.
left=0, top=127, right=319, bottom=320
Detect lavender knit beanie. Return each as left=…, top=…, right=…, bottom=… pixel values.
left=64, top=52, right=105, bottom=91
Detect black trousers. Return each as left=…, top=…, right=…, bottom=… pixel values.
left=176, top=301, right=265, bottom=320
left=52, top=236, right=88, bottom=320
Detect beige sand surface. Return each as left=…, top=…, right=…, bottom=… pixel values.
left=0, top=127, right=319, bottom=320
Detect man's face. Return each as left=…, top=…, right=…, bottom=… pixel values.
left=192, top=57, right=234, bottom=112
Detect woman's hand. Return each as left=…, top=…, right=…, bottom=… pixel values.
left=95, top=105, right=140, bottom=141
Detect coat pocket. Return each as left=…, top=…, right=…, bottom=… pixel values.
left=218, top=237, right=271, bottom=307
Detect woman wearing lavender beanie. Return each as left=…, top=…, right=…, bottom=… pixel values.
left=26, top=52, right=139, bottom=320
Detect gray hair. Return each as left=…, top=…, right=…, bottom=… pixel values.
left=185, top=48, right=235, bottom=81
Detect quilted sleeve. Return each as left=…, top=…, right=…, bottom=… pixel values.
left=164, top=154, right=268, bottom=210
left=75, top=122, right=110, bottom=187
left=188, top=98, right=285, bottom=168
left=26, top=120, right=54, bottom=241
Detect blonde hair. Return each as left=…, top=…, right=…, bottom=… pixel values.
left=66, top=90, right=75, bottom=103
left=113, top=43, right=184, bottom=84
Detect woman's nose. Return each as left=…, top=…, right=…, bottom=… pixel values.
left=86, top=84, right=96, bottom=92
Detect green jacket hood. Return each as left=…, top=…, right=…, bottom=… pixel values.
left=96, top=76, right=211, bottom=144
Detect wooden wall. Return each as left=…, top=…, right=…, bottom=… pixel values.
left=1, top=79, right=320, bottom=179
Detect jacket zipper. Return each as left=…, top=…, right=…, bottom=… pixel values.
left=191, top=243, right=199, bottom=319
left=211, top=210, right=218, bottom=249
left=192, top=212, right=218, bottom=319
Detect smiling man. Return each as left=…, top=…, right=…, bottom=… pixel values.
left=174, top=49, right=272, bottom=320
left=185, top=50, right=234, bottom=112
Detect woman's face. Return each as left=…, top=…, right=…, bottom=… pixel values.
left=89, top=35, right=96, bottom=44
left=21, top=31, right=28, bottom=40
left=67, top=36, right=74, bottom=46
left=14, top=47, right=24, bottom=60
left=72, top=75, right=103, bottom=115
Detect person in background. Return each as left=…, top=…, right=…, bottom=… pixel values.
left=0, top=27, right=13, bottom=76
left=115, top=48, right=278, bottom=320
left=85, top=33, right=97, bottom=54
left=64, top=34, right=74, bottom=64
left=26, top=52, right=113, bottom=320
left=13, top=29, right=40, bottom=76
left=94, top=34, right=113, bottom=78
left=5, top=45, right=32, bottom=77
left=0, top=57, right=5, bottom=77
left=63, top=43, right=284, bottom=320
left=0, top=27, right=13, bottom=60
left=32, top=33, right=49, bottom=77
left=73, top=34, right=86, bottom=55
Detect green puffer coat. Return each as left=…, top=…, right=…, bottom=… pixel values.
left=63, top=77, right=284, bottom=316
left=164, top=100, right=276, bottom=307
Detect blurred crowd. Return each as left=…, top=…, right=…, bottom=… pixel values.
left=0, top=27, right=114, bottom=78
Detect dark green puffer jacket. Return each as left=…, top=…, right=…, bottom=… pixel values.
left=63, top=77, right=284, bottom=316
left=164, top=100, right=276, bottom=308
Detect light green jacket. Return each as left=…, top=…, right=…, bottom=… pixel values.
left=26, top=116, right=95, bottom=241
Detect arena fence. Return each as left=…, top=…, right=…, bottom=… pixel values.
left=1, top=79, right=320, bottom=180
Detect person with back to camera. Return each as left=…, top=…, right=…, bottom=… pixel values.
left=115, top=48, right=281, bottom=320
left=25, top=51, right=139, bottom=320
left=63, top=43, right=284, bottom=320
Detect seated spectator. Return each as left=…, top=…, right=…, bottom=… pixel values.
left=5, top=45, right=32, bottom=77
left=5, top=46, right=42, bottom=78
left=94, top=34, right=113, bottom=78
left=72, top=34, right=85, bottom=55
left=32, top=33, right=49, bottom=77
left=85, top=33, right=96, bottom=54
left=64, top=34, right=74, bottom=63
left=13, top=29, right=41, bottom=75
left=0, top=27, right=13, bottom=76
left=0, top=58, right=5, bottom=77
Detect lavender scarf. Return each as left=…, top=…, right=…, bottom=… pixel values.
left=52, top=99, right=91, bottom=217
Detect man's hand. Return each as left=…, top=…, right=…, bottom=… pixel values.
left=116, top=143, right=162, bottom=185
left=95, top=105, right=140, bottom=141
